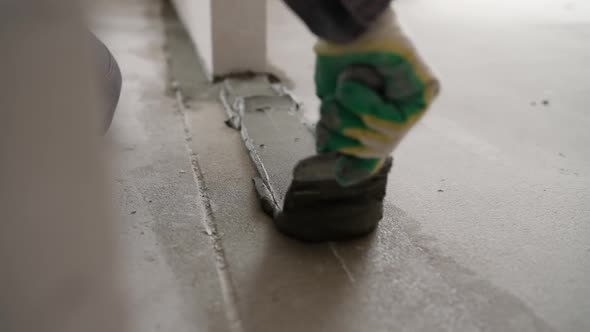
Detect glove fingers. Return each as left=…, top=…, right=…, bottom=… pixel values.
left=318, top=99, right=398, bottom=156
left=336, top=80, right=408, bottom=124
left=317, top=122, right=392, bottom=159
left=319, top=97, right=366, bottom=129
left=336, top=80, right=431, bottom=142
left=316, top=121, right=362, bottom=152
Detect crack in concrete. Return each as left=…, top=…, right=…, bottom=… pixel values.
left=174, top=88, right=244, bottom=332
left=329, top=243, right=356, bottom=284
left=219, top=79, right=287, bottom=215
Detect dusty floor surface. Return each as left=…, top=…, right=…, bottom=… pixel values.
left=94, top=0, right=589, bottom=331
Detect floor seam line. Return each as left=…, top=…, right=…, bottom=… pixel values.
left=173, top=88, right=245, bottom=332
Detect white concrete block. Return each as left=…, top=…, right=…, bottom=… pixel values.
left=171, top=0, right=267, bottom=79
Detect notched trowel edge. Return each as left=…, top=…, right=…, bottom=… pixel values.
left=252, top=176, right=281, bottom=219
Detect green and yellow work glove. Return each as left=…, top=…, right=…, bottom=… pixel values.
left=314, top=8, right=440, bottom=186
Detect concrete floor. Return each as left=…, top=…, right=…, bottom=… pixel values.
left=95, top=0, right=589, bottom=331
left=270, top=1, right=590, bottom=331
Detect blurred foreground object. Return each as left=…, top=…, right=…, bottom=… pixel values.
left=0, top=1, right=128, bottom=332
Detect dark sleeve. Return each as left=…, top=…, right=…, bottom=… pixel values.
left=282, top=0, right=392, bottom=43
